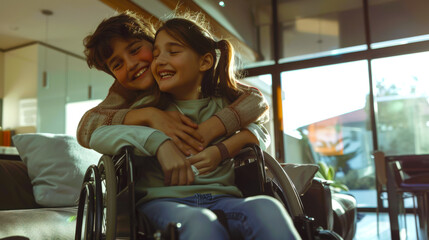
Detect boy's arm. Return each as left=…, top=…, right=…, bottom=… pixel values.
left=88, top=125, right=169, bottom=156
left=89, top=125, right=194, bottom=186
left=78, top=81, right=267, bottom=151
left=77, top=81, right=136, bottom=148
left=125, top=107, right=204, bottom=155
left=77, top=81, right=203, bottom=153
left=125, top=84, right=269, bottom=152
left=197, top=84, right=269, bottom=147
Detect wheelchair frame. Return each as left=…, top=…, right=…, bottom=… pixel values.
left=75, top=144, right=341, bottom=240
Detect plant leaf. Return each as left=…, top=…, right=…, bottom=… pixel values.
left=67, top=215, right=77, bottom=222
left=327, top=166, right=335, bottom=180
left=330, top=182, right=349, bottom=192
left=317, top=162, right=329, bottom=179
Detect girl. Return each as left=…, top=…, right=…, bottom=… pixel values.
left=77, top=11, right=269, bottom=158
left=89, top=13, right=300, bottom=239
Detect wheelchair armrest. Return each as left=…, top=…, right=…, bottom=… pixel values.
left=234, top=144, right=264, bottom=168
left=233, top=144, right=267, bottom=197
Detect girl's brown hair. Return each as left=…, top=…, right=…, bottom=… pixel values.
left=83, top=11, right=156, bottom=77
left=156, top=13, right=242, bottom=102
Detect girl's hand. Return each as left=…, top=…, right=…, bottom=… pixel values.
left=156, top=140, right=195, bottom=186
left=187, top=146, right=222, bottom=175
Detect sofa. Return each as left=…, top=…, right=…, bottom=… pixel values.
left=0, top=133, right=101, bottom=240
left=268, top=163, right=357, bottom=240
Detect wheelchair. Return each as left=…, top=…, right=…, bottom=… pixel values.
left=75, top=144, right=342, bottom=240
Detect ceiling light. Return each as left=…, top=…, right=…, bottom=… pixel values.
left=41, top=9, right=53, bottom=88
left=219, top=1, right=225, bottom=7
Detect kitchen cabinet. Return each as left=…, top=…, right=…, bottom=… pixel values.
left=36, top=45, right=113, bottom=133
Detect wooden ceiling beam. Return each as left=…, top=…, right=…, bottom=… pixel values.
left=99, top=0, right=259, bottom=62
left=99, top=0, right=159, bottom=24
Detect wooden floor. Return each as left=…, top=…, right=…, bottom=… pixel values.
left=354, top=212, right=421, bottom=240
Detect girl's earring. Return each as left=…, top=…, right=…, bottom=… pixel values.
left=197, top=86, right=202, bottom=97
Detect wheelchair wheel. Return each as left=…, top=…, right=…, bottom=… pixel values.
left=76, top=165, right=102, bottom=240
left=98, top=155, right=117, bottom=240
left=263, top=152, right=305, bottom=218
left=75, top=182, right=96, bottom=240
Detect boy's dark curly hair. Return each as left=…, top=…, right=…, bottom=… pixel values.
left=83, top=11, right=156, bottom=77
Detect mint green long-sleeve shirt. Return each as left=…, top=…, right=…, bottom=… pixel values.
left=89, top=96, right=269, bottom=204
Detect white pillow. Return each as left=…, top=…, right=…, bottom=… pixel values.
left=13, top=133, right=101, bottom=207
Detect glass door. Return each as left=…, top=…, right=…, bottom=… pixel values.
left=281, top=60, right=374, bottom=207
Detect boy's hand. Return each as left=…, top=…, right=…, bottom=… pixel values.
left=124, top=108, right=204, bottom=155
left=152, top=110, right=204, bottom=155
left=156, top=140, right=195, bottom=186
left=164, top=111, right=204, bottom=153
left=187, top=146, right=222, bottom=175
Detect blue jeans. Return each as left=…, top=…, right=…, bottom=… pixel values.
left=138, top=194, right=300, bottom=240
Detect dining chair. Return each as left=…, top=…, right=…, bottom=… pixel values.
left=390, top=160, right=429, bottom=239
left=372, top=151, right=417, bottom=237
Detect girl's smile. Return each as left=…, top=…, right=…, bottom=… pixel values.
left=151, top=30, right=212, bottom=100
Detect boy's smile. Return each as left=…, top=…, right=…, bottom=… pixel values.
left=107, top=38, right=154, bottom=90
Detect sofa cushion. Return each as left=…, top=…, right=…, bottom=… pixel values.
left=266, top=162, right=319, bottom=196
left=332, top=193, right=357, bottom=240
left=0, top=160, right=40, bottom=210
left=280, top=163, right=319, bottom=195
left=0, top=207, right=77, bottom=239
left=12, top=133, right=101, bottom=207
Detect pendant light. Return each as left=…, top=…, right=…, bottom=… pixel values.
left=41, top=9, right=53, bottom=88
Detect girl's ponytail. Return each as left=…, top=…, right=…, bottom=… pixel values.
left=214, top=40, right=241, bottom=102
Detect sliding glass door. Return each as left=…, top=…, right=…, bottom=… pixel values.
left=281, top=60, right=374, bottom=206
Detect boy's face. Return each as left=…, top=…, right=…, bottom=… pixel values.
left=151, top=30, right=207, bottom=100
left=107, top=38, right=154, bottom=90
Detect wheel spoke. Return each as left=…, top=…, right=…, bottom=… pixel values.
left=98, top=156, right=117, bottom=239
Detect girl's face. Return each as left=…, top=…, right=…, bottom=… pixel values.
left=107, top=38, right=154, bottom=90
left=151, top=30, right=209, bottom=100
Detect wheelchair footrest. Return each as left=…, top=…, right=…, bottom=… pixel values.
left=294, top=215, right=343, bottom=240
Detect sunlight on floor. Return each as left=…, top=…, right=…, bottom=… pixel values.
left=354, top=212, right=419, bottom=240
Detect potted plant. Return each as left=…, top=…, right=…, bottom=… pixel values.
left=315, top=161, right=349, bottom=192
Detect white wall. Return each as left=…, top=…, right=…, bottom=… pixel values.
left=3, top=45, right=38, bottom=129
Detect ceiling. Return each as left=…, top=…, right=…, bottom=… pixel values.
left=0, top=0, right=259, bottom=61
left=0, top=0, right=117, bottom=58
left=1, top=0, right=401, bottom=64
